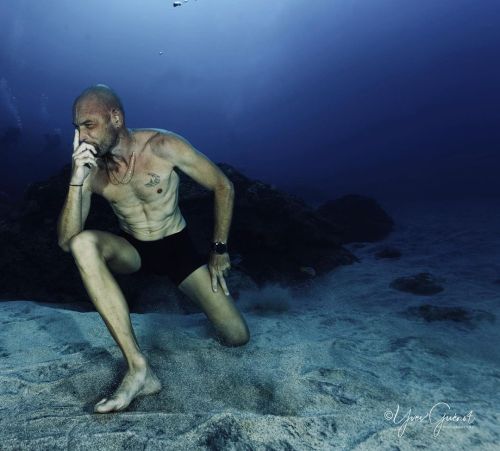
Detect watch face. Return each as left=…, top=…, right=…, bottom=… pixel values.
left=214, top=242, right=227, bottom=254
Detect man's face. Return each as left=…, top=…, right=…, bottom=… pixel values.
left=73, top=100, right=119, bottom=158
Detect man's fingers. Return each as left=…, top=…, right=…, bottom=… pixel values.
left=73, top=150, right=97, bottom=166
left=218, top=274, right=230, bottom=296
left=211, top=269, right=218, bottom=292
left=73, top=148, right=96, bottom=160
left=73, top=151, right=97, bottom=167
left=209, top=261, right=231, bottom=294
left=74, top=157, right=97, bottom=168
left=73, top=129, right=79, bottom=152
left=73, top=142, right=97, bottom=156
left=78, top=157, right=97, bottom=167
left=76, top=143, right=97, bottom=155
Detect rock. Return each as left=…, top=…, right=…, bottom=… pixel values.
left=374, top=246, right=401, bottom=259
left=316, top=194, right=394, bottom=243
left=174, top=163, right=357, bottom=287
left=390, top=272, right=444, bottom=295
left=401, top=304, right=496, bottom=327
left=299, top=266, right=316, bottom=277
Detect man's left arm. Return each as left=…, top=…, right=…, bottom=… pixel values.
left=151, top=131, right=235, bottom=295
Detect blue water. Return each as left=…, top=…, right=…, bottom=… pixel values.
left=1, top=0, right=499, bottom=202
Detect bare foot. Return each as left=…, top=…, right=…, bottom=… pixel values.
left=94, top=363, right=162, bottom=413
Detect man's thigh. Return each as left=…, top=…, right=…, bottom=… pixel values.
left=70, top=229, right=142, bottom=275
left=178, top=264, right=247, bottom=330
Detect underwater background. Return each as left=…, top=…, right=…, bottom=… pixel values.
left=0, top=1, right=499, bottom=449
left=1, top=0, right=499, bottom=204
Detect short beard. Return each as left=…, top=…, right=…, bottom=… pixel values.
left=100, top=126, right=120, bottom=158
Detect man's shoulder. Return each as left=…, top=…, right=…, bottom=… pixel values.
left=138, top=128, right=186, bottom=160
left=130, top=128, right=177, bottom=148
left=131, top=128, right=177, bottom=140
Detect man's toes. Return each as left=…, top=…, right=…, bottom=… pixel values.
left=94, top=397, right=107, bottom=411
left=95, top=397, right=107, bottom=406
left=94, top=397, right=121, bottom=413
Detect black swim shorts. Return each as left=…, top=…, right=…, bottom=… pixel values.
left=117, top=225, right=207, bottom=286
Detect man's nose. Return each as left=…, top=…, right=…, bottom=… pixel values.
left=78, top=130, right=88, bottom=142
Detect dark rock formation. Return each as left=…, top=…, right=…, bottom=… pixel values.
left=401, top=304, right=496, bottom=328
left=390, top=272, right=444, bottom=295
left=316, top=194, right=394, bottom=243
left=0, top=163, right=391, bottom=312
left=178, top=164, right=356, bottom=287
left=374, top=246, right=402, bottom=260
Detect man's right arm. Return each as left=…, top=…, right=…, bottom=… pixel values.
left=58, top=129, right=97, bottom=252
left=57, top=177, right=92, bottom=252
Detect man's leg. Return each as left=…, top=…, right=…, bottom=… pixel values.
left=178, top=264, right=250, bottom=347
left=68, top=229, right=161, bottom=413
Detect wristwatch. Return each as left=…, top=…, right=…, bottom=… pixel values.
left=211, top=241, right=228, bottom=254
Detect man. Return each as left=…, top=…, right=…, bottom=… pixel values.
left=57, top=84, right=250, bottom=414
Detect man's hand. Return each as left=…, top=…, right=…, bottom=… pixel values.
left=208, top=252, right=231, bottom=296
left=71, top=129, right=98, bottom=184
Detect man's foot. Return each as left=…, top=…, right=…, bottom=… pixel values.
left=94, top=363, right=162, bottom=413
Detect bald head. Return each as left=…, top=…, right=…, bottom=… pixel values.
left=73, top=84, right=125, bottom=121
left=72, top=84, right=126, bottom=157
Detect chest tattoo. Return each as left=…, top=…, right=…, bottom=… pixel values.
left=145, top=172, right=161, bottom=187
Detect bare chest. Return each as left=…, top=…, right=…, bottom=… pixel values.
left=91, top=155, right=180, bottom=207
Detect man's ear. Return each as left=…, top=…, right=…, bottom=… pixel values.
left=110, top=108, right=122, bottom=128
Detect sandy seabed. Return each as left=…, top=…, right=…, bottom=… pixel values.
left=0, top=198, right=499, bottom=450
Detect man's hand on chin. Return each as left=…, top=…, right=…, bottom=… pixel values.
left=208, top=252, right=231, bottom=296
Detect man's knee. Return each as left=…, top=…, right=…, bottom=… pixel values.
left=68, top=231, right=101, bottom=261
left=219, top=322, right=251, bottom=347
